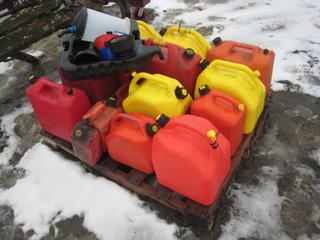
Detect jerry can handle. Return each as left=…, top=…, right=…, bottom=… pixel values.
left=39, top=78, right=64, bottom=91
left=165, top=26, right=211, bottom=52
left=129, top=72, right=175, bottom=94
left=213, top=60, right=261, bottom=89
left=231, top=43, right=259, bottom=56
left=211, top=94, right=245, bottom=113
left=110, top=113, right=148, bottom=136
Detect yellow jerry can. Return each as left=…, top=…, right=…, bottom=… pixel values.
left=137, top=20, right=163, bottom=41
left=123, top=72, right=193, bottom=118
left=162, top=26, right=211, bottom=59
left=194, top=60, right=266, bottom=134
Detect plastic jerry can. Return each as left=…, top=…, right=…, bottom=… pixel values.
left=26, top=77, right=91, bottom=142
left=82, top=96, right=123, bottom=151
left=191, top=86, right=246, bottom=155
left=58, top=65, right=117, bottom=105
left=105, top=113, right=158, bottom=174
left=114, top=83, right=130, bottom=108
left=94, top=33, right=120, bottom=60
left=137, top=20, right=163, bottom=41
left=123, top=72, right=192, bottom=118
left=71, top=120, right=103, bottom=166
left=209, top=39, right=275, bottom=93
left=194, top=60, right=266, bottom=134
left=161, top=26, right=211, bottom=59
left=143, top=38, right=202, bottom=95
left=152, top=114, right=231, bottom=206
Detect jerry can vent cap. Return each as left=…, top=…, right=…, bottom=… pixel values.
left=263, top=48, right=269, bottom=55
left=212, top=36, right=222, bottom=46
left=159, top=27, right=167, bottom=36
left=183, top=48, right=195, bottom=59
left=175, top=86, right=188, bottom=100
left=156, top=114, right=170, bottom=128
left=198, top=85, right=211, bottom=96
left=146, top=123, right=159, bottom=137
left=199, top=59, right=210, bottom=70
left=104, top=96, right=117, bottom=107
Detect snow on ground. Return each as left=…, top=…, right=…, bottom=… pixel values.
left=150, top=0, right=320, bottom=97
left=0, top=143, right=177, bottom=240
left=0, top=0, right=319, bottom=239
left=0, top=105, right=32, bottom=165
left=0, top=61, right=14, bottom=75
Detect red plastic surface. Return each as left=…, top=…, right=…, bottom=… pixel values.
left=94, top=34, right=119, bottom=50
left=152, top=115, right=231, bottom=205
left=105, top=113, right=155, bottom=173
left=82, top=100, right=122, bottom=151
left=191, top=90, right=246, bottom=155
left=208, top=41, right=275, bottom=93
left=26, top=77, right=91, bottom=142
left=114, top=83, right=129, bottom=107
left=143, top=39, right=202, bottom=95
left=58, top=65, right=117, bottom=105
left=71, top=121, right=103, bottom=166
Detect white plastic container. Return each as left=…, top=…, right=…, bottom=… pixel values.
left=73, top=8, right=131, bottom=42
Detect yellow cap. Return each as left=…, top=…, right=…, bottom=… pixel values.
left=181, top=88, right=188, bottom=96
left=131, top=71, right=137, bottom=77
left=207, top=130, right=216, bottom=142
left=152, top=125, right=159, bottom=132
left=75, top=129, right=82, bottom=138
left=238, top=103, right=245, bottom=112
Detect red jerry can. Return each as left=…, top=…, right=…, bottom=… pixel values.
left=105, top=113, right=158, bottom=174
left=58, top=65, right=117, bottom=105
left=152, top=114, right=231, bottom=206
left=82, top=96, right=123, bottom=151
left=26, top=77, right=91, bottom=142
left=114, top=83, right=130, bottom=108
left=208, top=38, right=275, bottom=93
left=191, top=85, right=246, bottom=155
left=71, top=120, right=103, bottom=166
left=143, top=38, right=202, bottom=95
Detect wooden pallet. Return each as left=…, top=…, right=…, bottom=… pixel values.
left=41, top=94, right=272, bottom=229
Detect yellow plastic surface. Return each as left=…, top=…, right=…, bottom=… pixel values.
left=123, top=72, right=193, bottom=118
left=162, top=26, right=211, bottom=59
left=195, top=60, right=266, bottom=133
left=137, top=21, right=163, bottom=41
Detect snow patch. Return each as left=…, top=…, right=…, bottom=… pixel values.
left=0, top=105, right=32, bottom=165
left=0, top=61, right=14, bottom=75
left=25, top=50, right=44, bottom=58
left=150, top=0, right=320, bottom=97
left=0, top=143, right=177, bottom=240
left=309, top=149, right=320, bottom=167
left=218, top=166, right=290, bottom=240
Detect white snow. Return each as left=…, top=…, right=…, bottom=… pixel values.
left=0, top=105, right=32, bottom=165
left=0, top=143, right=177, bottom=240
left=309, top=149, right=320, bottom=167
left=25, top=50, right=44, bottom=58
left=0, top=61, right=14, bottom=75
left=150, top=0, right=320, bottom=97
left=218, top=166, right=291, bottom=240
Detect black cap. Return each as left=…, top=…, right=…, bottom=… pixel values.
left=183, top=48, right=195, bottom=59
left=199, top=59, right=210, bottom=70
left=198, top=85, right=211, bottom=96
left=146, top=123, right=159, bottom=137
left=263, top=48, right=269, bottom=55
left=156, top=114, right=170, bottom=128
left=159, top=27, right=167, bottom=36
left=67, top=88, right=74, bottom=95
left=175, top=86, right=188, bottom=100
left=212, top=36, right=222, bottom=46
left=104, top=96, right=116, bottom=107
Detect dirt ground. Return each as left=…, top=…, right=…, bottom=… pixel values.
left=0, top=3, right=320, bottom=240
